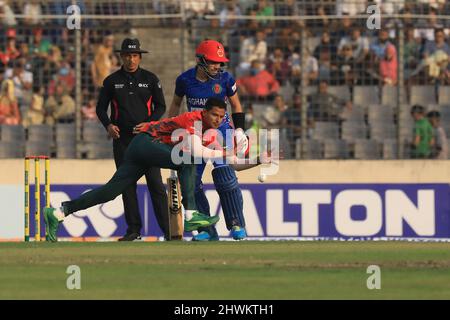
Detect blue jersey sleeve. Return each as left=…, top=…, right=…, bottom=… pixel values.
left=226, top=73, right=237, bottom=97
left=174, top=75, right=186, bottom=97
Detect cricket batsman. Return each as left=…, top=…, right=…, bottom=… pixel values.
left=43, top=98, right=238, bottom=242
left=167, top=39, right=249, bottom=241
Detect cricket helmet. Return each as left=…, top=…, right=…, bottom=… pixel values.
left=195, top=40, right=229, bottom=63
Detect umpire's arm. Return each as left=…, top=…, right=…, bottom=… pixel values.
left=96, top=78, right=113, bottom=129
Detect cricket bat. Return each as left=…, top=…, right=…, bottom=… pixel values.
left=167, top=170, right=183, bottom=240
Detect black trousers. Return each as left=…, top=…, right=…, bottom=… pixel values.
left=113, top=135, right=169, bottom=238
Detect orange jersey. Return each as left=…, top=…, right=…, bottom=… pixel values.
left=140, top=110, right=219, bottom=147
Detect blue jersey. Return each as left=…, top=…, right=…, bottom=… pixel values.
left=174, top=67, right=237, bottom=112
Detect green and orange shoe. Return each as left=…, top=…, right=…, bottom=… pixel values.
left=184, top=211, right=220, bottom=232
left=43, top=207, right=64, bottom=242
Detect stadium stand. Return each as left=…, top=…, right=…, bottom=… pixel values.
left=0, top=0, right=449, bottom=160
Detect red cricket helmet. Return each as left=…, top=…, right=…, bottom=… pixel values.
left=195, top=40, right=229, bottom=63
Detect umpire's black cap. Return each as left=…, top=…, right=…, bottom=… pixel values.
left=115, top=38, right=149, bottom=54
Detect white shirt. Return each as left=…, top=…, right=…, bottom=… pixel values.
left=184, top=0, right=215, bottom=13
left=5, top=69, right=33, bottom=99
left=240, top=37, right=267, bottom=64
left=0, top=3, right=17, bottom=26
left=336, top=0, right=366, bottom=16
left=338, top=36, right=370, bottom=59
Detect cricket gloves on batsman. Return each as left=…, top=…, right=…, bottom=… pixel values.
left=234, top=128, right=249, bottom=158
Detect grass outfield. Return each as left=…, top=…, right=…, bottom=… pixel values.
left=1, top=241, right=450, bottom=299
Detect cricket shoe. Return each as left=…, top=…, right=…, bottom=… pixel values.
left=231, top=226, right=247, bottom=240
left=184, top=211, right=220, bottom=232
left=192, top=231, right=220, bottom=241
left=43, top=207, right=64, bottom=242
left=118, top=232, right=142, bottom=241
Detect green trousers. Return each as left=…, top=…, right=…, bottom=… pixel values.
left=64, top=133, right=196, bottom=214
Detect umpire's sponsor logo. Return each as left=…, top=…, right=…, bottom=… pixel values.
left=138, top=83, right=149, bottom=88
left=115, top=84, right=125, bottom=89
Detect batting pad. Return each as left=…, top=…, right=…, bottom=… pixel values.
left=212, top=165, right=245, bottom=230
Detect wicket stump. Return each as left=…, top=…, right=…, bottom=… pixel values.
left=24, top=155, right=50, bottom=242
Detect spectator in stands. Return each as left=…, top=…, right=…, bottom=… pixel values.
left=410, top=104, right=434, bottom=159
left=414, top=7, right=444, bottom=42
left=45, top=83, right=75, bottom=125
left=236, top=59, right=280, bottom=100
left=262, top=94, right=288, bottom=128
left=18, top=43, right=30, bottom=60
left=81, top=94, right=98, bottom=122
left=4, top=58, right=33, bottom=115
left=306, top=5, right=331, bottom=33
left=48, top=61, right=75, bottom=95
left=255, top=0, right=274, bottom=27
left=370, top=29, right=392, bottom=61
left=274, top=0, right=305, bottom=29
left=289, top=50, right=318, bottom=86
left=184, top=0, right=215, bottom=18
left=433, top=0, right=450, bottom=15
left=238, top=30, right=267, bottom=76
left=337, top=44, right=356, bottom=86
left=94, top=0, right=124, bottom=17
left=378, top=44, right=398, bottom=85
left=0, top=1, right=17, bottom=26
left=313, top=31, right=337, bottom=63
left=330, top=14, right=353, bottom=46
left=374, top=0, right=405, bottom=14
left=91, top=34, right=114, bottom=88
left=4, top=30, right=20, bottom=60
left=282, top=93, right=303, bottom=140
left=44, top=45, right=62, bottom=75
left=184, top=0, right=216, bottom=38
left=153, top=0, right=180, bottom=15
left=48, top=61, right=76, bottom=96
left=307, top=80, right=352, bottom=125
left=0, top=79, right=20, bottom=125
left=23, top=0, right=43, bottom=25
left=29, top=27, right=52, bottom=59
left=338, top=27, right=369, bottom=63
left=266, top=47, right=290, bottom=85
left=411, top=29, right=450, bottom=84
left=336, top=0, right=366, bottom=16
left=219, top=0, right=242, bottom=28
left=281, top=93, right=303, bottom=158
left=404, top=28, right=422, bottom=78
left=423, top=28, right=450, bottom=58
left=0, top=31, right=17, bottom=67
left=317, top=50, right=339, bottom=84
left=22, top=86, right=45, bottom=127
left=427, top=110, right=448, bottom=159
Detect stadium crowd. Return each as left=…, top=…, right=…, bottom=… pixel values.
left=0, top=0, right=449, bottom=159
